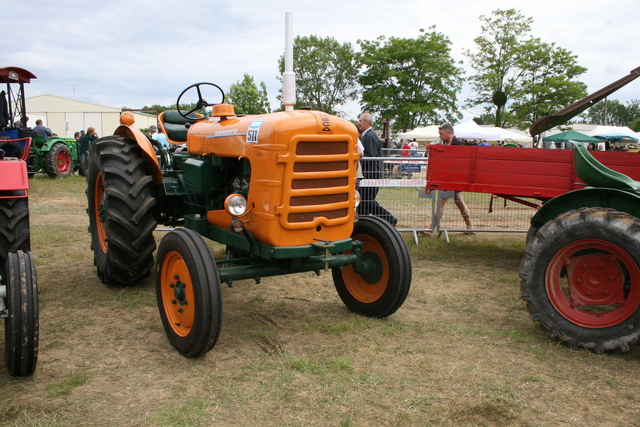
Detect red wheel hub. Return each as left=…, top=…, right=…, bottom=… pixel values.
left=56, top=149, right=72, bottom=173
left=546, top=238, right=640, bottom=328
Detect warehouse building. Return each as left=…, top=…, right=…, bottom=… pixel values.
left=25, top=94, right=157, bottom=138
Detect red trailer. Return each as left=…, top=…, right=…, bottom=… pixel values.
left=426, top=144, right=640, bottom=208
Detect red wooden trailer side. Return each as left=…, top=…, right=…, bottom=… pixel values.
left=426, top=145, right=640, bottom=203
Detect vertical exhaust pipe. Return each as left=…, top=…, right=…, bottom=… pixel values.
left=283, top=12, right=296, bottom=111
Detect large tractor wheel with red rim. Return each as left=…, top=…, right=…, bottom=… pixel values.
left=4, top=250, right=38, bottom=377
left=45, top=142, right=73, bottom=178
left=332, top=215, right=411, bottom=318
left=156, top=228, right=222, bottom=357
left=86, top=136, right=157, bottom=286
left=520, top=207, right=640, bottom=353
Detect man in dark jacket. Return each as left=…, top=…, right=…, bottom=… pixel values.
left=357, top=112, right=398, bottom=226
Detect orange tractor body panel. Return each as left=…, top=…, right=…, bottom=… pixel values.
left=184, top=110, right=359, bottom=247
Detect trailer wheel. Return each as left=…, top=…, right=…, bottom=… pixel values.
left=4, top=251, right=38, bottom=376
left=332, top=216, right=411, bottom=317
left=156, top=229, right=222, bottom=357
left=520, top=208, right=640, bottom=353
left=86, top=136, right=157, bottom=286
left=45, top=142, right=73, bottom=178
left=0, top=197, right=30, bottom=281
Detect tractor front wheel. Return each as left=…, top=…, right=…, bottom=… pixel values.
left=332, top=216, right=411, bottom=317
left=45, top=142, right=73, bottom=178
left=4, top=251, right=38, bottom=376
left=86, top=136, right=157, bottom=286
left=520, top=208, right=640, bottom=353
left=156, top=228, right=223, bottom=357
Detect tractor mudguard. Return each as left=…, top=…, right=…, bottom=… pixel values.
left=113, top=121, right=162, bottom=186
left=531, top=187, right=640, bottom=230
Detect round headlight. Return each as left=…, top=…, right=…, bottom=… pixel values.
left=354, top=190, right=361, bottom=208
left=225, top=194, right=247, bottom=216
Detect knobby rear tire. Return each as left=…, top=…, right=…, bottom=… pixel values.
left=520, top=208, right=640, bottom=353
left=86, top=136, right=157, bottom=286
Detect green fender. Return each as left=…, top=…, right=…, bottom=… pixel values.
left=39, top=136, right=78, bottom=160
left=531, top=187, right=640, bottom=230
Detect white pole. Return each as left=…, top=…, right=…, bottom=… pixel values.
left=283, top=12, right=296, bottom=111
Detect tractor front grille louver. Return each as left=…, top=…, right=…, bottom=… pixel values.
left=284, top=140, right=352, bottom=224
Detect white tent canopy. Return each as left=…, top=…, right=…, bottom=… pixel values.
left=399, top=120, right=533, bottom=144
left=588, top=125, right=640, bottom=139
left=397, top=125, right=439, bottom=142
left=454, top=120, right=501, bottom=140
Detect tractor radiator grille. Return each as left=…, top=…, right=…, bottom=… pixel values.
left=283, top=139, right=353, bottom=224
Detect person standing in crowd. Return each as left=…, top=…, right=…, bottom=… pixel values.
left=427, top=123, right=474, bottom=235
left=358, top=112, right=398, bottom=226
left=33, top=119, right=53, bottom=141
left=79, top=127, right=98, bottom=176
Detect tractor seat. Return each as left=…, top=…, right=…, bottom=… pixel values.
left=158, top=110, right=200, bottom=143
left=574, top=143, right=640, bottom=193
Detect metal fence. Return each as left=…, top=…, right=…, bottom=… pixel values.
left=361, top=153, right=535, bottom=243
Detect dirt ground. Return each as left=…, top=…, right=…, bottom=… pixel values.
left=1, top=175, right=639, bottom=426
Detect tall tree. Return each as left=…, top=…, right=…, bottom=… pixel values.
left=508, top=39, right=587, bottom=130
left=226, top=74, right=271, bottom=115
left=277, top=35, right=359, bottom=116
left=358, top=28, right=463, bottom=131
left=466, top=9, right=588, bottom=130
left=465, top=9, right=533, bottom=128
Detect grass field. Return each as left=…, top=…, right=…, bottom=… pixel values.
left=0, top=174, right=639, bottom=426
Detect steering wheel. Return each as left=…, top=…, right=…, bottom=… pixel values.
left=176, top=82, right=225, bottom=120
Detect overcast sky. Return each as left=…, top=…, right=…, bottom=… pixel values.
left=4, top=0, right=639, bottom=122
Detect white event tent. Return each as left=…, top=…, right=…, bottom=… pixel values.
left=399, top=120, right=533, bottom=145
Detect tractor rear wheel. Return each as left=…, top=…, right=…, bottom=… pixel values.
left=45, top=142, right=73, bottom=178
left=4, top=251, right=38, bottom=376
left=520, top=208, right=640, bottom=353
left=156, top=228, right=222, bottom=357
left=0, top=197, right=30, bottom=281
left=332, top=216, right=411, bottom=317
left=86, top=136, right=157, bottom=286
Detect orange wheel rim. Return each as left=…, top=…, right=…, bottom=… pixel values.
left=341, top=234, right=389, bottom=303
left=160, top=251, right=195, bottom=337
left=94, top=172, right=108, bottom=253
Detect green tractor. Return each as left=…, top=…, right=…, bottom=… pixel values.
left=27, top=134, right=79, bottom=178
left=0, top=66, right=79, bottom=178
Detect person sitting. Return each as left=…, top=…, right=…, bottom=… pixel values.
left=33, top=119, right=53, bottom=141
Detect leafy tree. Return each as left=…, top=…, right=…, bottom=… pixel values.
left=465, top=9, right=533, bottom=128
left=226, top=74, right=271, bottom=115
left=277, top=35, right=359, bottom=116
left=508, top=39, right=587, bottom=130
left=583, top=98, right=640, bottom=127
left=358, top=27, right=463, bottom=131
left=465, top=9, right=587, bottom=130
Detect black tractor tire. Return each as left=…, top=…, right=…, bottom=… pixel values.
left=520, top=207, right=640, bottom=353
left=332, top=216, right=412, bottom=317
left=4, top=251, right=38, bottom=376
left=0, top=197, right=30, bottom=281
left=86, top=136, right=157, bottom=286
left=45, top=142, right=73, bottom=178
left=156, top=228, right=223, bottom=357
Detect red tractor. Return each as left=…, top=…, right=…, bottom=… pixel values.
left=0, top=81, right=39, bottom=375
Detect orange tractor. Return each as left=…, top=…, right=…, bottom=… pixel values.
left=86, top=83, right=412, bottom=357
